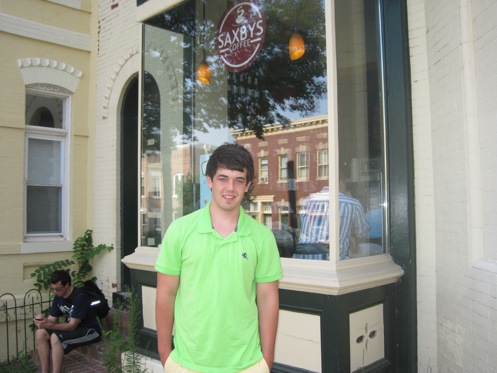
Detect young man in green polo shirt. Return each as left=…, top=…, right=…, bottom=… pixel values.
left=155, top=143, right=282, bottom=373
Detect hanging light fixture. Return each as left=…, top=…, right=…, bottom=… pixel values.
left=197, top=59, right=211, bottom=85
left=197, top=0, right=211, bottom=84
left=289, top=33, right=305, bottom=61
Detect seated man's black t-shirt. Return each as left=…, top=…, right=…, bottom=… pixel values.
left=49, top=287, right=101, bottom=332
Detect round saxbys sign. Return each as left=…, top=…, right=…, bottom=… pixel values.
left=216, top=2, right=266, bottom=72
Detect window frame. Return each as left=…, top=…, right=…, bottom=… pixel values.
left=317, top=148, right=328, bottom=179
left=296, top=151, right=310, bottom=181
left=172, top=173, right=184, bottom=197
left=278, top=154, right=288, bottom=181
left=135, top=0, right=408, bottom=296
left=24, top=88, right=70, bottom=241
left=259, top=157, right=269, bottom=183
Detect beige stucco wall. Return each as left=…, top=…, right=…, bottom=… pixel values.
left=0, top=0, right=95, bottom=296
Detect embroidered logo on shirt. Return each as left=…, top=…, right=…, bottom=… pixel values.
left=242, top=252, right=248, bottom=260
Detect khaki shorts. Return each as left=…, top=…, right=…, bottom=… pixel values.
left=163, top=356, right=270, bottom=373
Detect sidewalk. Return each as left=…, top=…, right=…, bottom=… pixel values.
left=33, top=348, right=107, bottom=373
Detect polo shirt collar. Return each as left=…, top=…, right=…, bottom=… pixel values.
left=197, top=203, right=250, bottom=236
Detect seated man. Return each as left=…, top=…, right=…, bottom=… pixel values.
left=297, top=182, right=370, bottom=260
left=339, top=191, right=370, bottom=258
left=34, top=270, right=101, bottom=373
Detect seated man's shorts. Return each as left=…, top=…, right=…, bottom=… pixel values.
left=47, top=327, right=100, bottom=354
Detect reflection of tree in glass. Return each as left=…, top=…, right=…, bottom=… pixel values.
left=144, top=0, right=327, bottom=140
left=142, top=71, right=161, bottom=152
left=174, top=173, right=199, bottom=216
left=229, top=0, right=327, bottom=139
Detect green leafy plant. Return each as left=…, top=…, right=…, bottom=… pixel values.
left=0, top=352, right=36, bottom=373
left=30, top=229, right=113, bottom=291
left=101, top=310, right=129, bottom=373
left=102, top=286, right=147, bottom=373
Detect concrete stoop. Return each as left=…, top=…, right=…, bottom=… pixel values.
left=31, top=309, right=129, bottom=372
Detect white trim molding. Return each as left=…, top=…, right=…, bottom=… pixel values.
left=0, top=12, right=91, bottom=51
left=122, top=247, right=403, bottom=296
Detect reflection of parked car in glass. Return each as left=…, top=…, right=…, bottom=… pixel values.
left=272, top=230, right=295, bottom=258
left=272, top=230, right=329, bottom=259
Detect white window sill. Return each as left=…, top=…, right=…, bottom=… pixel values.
left=122, top=247, right=403, bottom=294
left=280, top=254, right=404, bottom=295
left=21, top=240, right=73, bottom=254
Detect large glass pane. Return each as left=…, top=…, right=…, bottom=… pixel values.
left=26, top=186, right=61, bottom=233
left=26, top=94, right=64, bottom=128
left=336, top=0, right=386, bottom=259
left=28, top=138, right=61, bottom=184
left=141, top=0, right=386, bottom=261
left=26, top=138, right=63, bottom=235
left=141, top=15, right=234, bottom=247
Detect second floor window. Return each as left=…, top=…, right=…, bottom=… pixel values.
left=151, top=175, right=161, bottom=197
left=279, top=155, right=288, bottom=181
left=297, top=152, right=309, bottom=180
left=173, top=173, right=184, bottom=197
left=259, top=157, right=268, bottom=183
left=317, top=149, right=328, bottom=179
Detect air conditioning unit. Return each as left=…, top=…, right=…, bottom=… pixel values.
left=259, top=176, right=268, bottom=182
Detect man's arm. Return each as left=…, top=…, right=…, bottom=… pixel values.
left=34, top=315, right=81, bottom=331
left=156, top=272, right=180, bottom=366
left=257, top=280, right=279, bottom=370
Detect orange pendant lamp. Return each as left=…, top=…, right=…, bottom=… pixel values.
left=289, top=33, right=305, bottom=61
left=197, top=60, right=211, bottom=85
left=197, top=0, right=210, bottom=85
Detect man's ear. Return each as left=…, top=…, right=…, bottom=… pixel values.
left=245, top=180, right=252, bottom=192
left=206, top=175, right=213, bottom=189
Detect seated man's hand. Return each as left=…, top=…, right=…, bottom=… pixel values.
left=33, top=315, right=52, bottom=329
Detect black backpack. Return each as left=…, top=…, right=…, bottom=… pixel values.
left=81, top=280, right=110, bottom=320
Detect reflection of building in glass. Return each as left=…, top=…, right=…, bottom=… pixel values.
left=140, top=150, right=162, bottom=247
left=233, top=115, right=329, bottom=232
left=234, top=115, right=383, bottom=259
left=140, top=143, right=207, bottom=247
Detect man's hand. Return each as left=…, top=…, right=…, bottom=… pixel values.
left=33, top=315, right=54, bottom=329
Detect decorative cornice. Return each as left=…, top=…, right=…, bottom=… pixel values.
left=102, top=47, right=139, bottom=119
left=232, top=114, right=329, bottom=139
left=17, top=58, right=83, bottom=79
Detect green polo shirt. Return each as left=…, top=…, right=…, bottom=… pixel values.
left=155, top=204, right=282, bottom=372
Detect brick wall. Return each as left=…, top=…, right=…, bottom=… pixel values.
left=92, top=1, right=141, bottom=296
left=409, top=0, right=497, bottom=371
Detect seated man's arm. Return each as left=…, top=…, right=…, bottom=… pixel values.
left=35, top=315, right=80, bottom=331
left=48, top=317, right=81, bottom=331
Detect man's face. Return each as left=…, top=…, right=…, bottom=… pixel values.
left=207, top=167, right=251, bottom=213
left=50, top=281, right=70, bottom=298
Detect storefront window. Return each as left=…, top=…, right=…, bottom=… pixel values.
left=141, top=0, right=386, bottom=261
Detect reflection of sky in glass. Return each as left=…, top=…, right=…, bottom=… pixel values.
left=281, top=94, right=327, bottom=120
left=195, top=127, right=234, bottom=149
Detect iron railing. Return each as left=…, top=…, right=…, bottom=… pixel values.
left=0, top=289, right=52, bottom=363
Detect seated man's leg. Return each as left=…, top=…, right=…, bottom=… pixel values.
left=35, top=329, right=51, bottom=373
left=50, top=333, right=65, bottom=373
left=52, top=327, right=100, bottom=354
